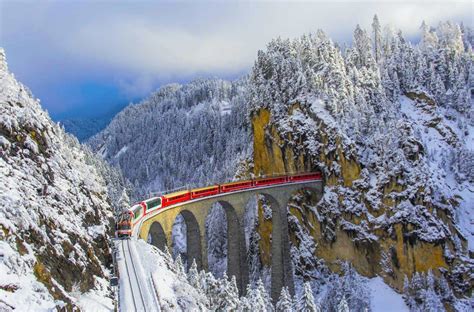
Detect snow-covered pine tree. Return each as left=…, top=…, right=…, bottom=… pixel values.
left=204, top=271, right=220, bottom=309
left=336, top=296, right=349, bottom=312
left=245, top=279, right=274, bottom=312
left=296, top=282, right=319, bottom=312
left=163, top=245, right=173, bottom=261
left=118, top=188, right=130, bottom=212
left=174, top=254, right=186, bottom=280
left=187, top=259, right=200, bottom=289
left=199, top=270, right=208, bottom=294
left=214, top=272, right=240, bottom=311
left=228, top=275, right=241, bottom=309
left=372, top=14, right=382, bottom=63
left=275, top=287, right=294, bottom=312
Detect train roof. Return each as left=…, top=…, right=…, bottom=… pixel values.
left=220, top=179, right=253, bottom=186
left=162, top=190, right=190, bottom=199
left=191, top=185, right=219, bottom=192
left=144, top=196, right=161, bottom=202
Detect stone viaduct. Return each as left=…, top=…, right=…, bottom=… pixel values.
left=137, top=181, right=323, bottom=301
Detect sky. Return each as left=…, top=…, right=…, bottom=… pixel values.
left=0, top=0, right=472, bottom=119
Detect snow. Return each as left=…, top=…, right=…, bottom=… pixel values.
left=368, top=277, right=409, bottom=312
left=114, top=145, right=128, bottom=159
left=0, top=241, right=58, bottom=312
left=118, top=238, right=207, bottom=311
left=400, top=95, right=474, bottom=250
left=0, top=48, right=120, bottom=311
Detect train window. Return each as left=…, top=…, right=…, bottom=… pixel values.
left=148, top=198, right=162, bottom=209
left=134, top=208, right=141, bottom=220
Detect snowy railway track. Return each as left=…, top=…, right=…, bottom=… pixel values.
left=119, top=239, right=161, bottom=312
left=121, top=240, right=148, bottom=311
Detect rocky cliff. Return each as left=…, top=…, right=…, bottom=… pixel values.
left=247, top=21, right=473, bottom=311
left=0, top=48, right=121, bottom=311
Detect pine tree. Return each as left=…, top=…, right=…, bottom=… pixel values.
left=372, top=14, right=382, bottom=63
left=204, top=271, right=219, bottom=309
left=436, top=275, right=454, bottom=302
left=198, top=270, right=208, bottom=294
left=297, top=282, right=319, bottom=312
left=174, top=254, right=186, bottom=280
left=336, top=296, right=349, bottom=312
left=215, top=273, right=240, bottom=311
left=163, top=245, right=173, bottom=261
left=256, top=278, right=274, bottom=311
left=245, top=279, right=274, bottom=312
left=118, top=188, right=130, bottom=212
left=187, top=259, right=200, bottom=289
left=276, top=287, right=294, bottom=312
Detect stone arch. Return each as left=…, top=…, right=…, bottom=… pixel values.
left=175, top=209, right=202, bottom=270
left=148, top=221, right=167, bottom=251
left=205, top=200, right=248, bottom=294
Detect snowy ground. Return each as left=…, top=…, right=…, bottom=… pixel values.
left=368, top=277, right=409, bottom=312
left=400, top=95, right=474, bottom=250
left=116, top=238, right=206, bottom=312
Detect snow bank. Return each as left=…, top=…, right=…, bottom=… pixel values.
left=368, top=277, right=408, bottom=312
left=133, top=239, right=208, bottom=311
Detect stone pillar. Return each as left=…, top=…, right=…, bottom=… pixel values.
left=280, top=199, right=295, bottom=296
left=148, top=221, right=168, bottom=251
left=224, top=202, right=249, bottom=295
left=181, top=210, right=203, bottom=271
left=270, top=196, right=295, bottom=302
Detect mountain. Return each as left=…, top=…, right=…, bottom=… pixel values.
left=0, top=48, right=127, bottom=310
left=88, top=78, right=251, bottom=199
left=59, top=103, right=129, bottom=142
left=89, top=18, right=473, bottom=311
left=246, top=19, right=473, bottom=310
left=60, top=117, right=112, bottom=142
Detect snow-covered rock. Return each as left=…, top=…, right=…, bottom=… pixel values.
left=0, top=48, right=122, bottom=310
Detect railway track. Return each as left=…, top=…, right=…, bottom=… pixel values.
left=121, top=240, right=147, bottom=311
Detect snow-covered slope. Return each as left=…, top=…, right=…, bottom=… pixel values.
left=248, top=19, right=473, bottom=311
left=88, top=79, right=251, bottom=199
left=128, top=239, right=208, bottom=311
left=0, top=48, right=121, bottom=310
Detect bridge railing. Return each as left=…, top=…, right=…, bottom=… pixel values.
left=135, top=171, right=314, bottom=201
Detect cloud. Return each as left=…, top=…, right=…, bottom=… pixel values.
left=59, top=1, right=471, bottom=77
left=1, top=0, right=472, bottom=114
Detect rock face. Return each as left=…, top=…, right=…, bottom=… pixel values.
left=245, top=21, right=474, bottom=310
left=251, top=103, right=472, bottom=303
left=0, top=48, right=118, bottom=310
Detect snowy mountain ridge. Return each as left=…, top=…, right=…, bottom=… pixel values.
left=247, top=18, right=473, bottom=310
left=86, top=18, right=473, bottom=311
left=88, top=78, right=251, bottom=199
left=0, top=48, right=126, bottom=311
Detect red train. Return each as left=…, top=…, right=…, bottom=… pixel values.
left=116, top=172, right=322, bottom=238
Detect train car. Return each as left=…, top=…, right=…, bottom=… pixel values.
left=131, top=204, right=144, bottom=223
left=116, top=210, right=133, bottom=238
left=220, top=180, right=253, bottom=193
left=162, top=190, right=192, bottom=207
left=144, top=197, right=162, bottom=214
left=288, top=172, right=322, bottom=182
left=191, top=185, right=219, bottom=199
left=254, top=175, right=287, bottom=187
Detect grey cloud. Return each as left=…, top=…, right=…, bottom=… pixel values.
left=1, top=0, right=472, bottom=100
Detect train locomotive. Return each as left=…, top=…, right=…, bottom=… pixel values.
left=116, top=172, right=322, bottom=238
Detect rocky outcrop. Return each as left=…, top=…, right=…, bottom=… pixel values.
left=0, top=48, right=118, bottom=311
left=250, top=102, right=473, bottom=309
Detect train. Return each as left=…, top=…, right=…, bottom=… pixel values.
left=116, top=172, right=322, bottom=238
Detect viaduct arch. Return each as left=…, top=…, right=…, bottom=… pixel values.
left=138, top=180, right=323, bottom=301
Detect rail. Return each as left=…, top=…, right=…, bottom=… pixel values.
left=121, top=240, right=147, bottom=311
